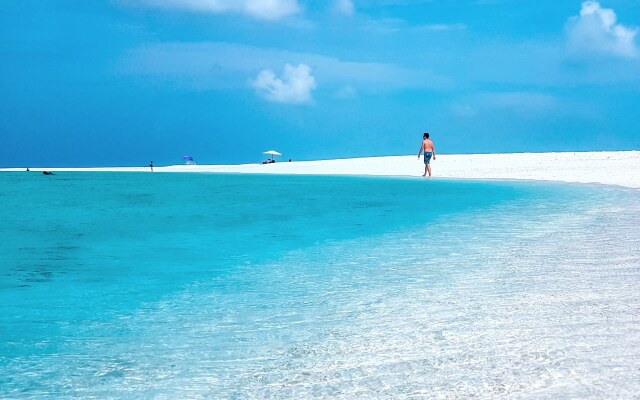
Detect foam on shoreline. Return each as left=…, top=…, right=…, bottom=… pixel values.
left=2, top=151, right=639, bottom=188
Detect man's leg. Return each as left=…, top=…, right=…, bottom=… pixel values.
left=423, top=164, right=428, bottom=177
left=427, top=164, right=432, bottom=177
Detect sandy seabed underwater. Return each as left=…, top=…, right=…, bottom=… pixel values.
left=1, top=172, right=639, bottom=399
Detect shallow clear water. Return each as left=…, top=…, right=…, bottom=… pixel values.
left=1, top=173, right=639, bottom=398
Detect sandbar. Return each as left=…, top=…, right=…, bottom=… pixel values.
left=2, top=151, right=639, bottom=189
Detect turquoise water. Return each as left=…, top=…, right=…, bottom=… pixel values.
left=1, top=173, right=639, bottom=398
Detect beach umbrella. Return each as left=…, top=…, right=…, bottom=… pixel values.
left=263, top=150, right=282, bottom=161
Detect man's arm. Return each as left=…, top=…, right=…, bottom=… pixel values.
left=418, top=142, right=423, bottom=157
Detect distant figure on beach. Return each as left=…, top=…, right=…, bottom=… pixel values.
left=418, top=132, right=436, bottom=177
left=289, top=158, right=292, bottom=162
left=26, top=168, right=30, bottom=172
left=149, top=161, right=154, bottom=172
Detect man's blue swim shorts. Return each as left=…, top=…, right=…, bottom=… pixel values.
left=423, top=152, right=432, bottom=165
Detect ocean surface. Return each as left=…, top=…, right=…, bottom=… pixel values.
left=1, top=172, right=639, bottom=399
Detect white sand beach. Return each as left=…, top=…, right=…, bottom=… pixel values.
left=4, top=151, right=639, bottom=189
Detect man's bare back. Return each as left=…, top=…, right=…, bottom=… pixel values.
left=422, top=139, right=434, bottom=153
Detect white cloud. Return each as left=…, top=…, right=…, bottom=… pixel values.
left=567, top=1, right=639, bottom=58
left=251, top=63, right=317, bottom=104
left=131, top=0, right=301, bottom=20
left=333, top=0, right=355, bottom=16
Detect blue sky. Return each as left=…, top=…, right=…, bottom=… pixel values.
left=1, top=0, right=639, bottom=166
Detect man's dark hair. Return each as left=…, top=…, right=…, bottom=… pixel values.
left=423, top=132, right=429, bottom=139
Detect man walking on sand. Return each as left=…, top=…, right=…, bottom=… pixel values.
left=418, top=132, right=436, bottom=177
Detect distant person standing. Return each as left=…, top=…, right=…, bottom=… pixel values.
left=418, top=132, right=436, bottom=177
left=149, top=161, right=154, bottom=172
